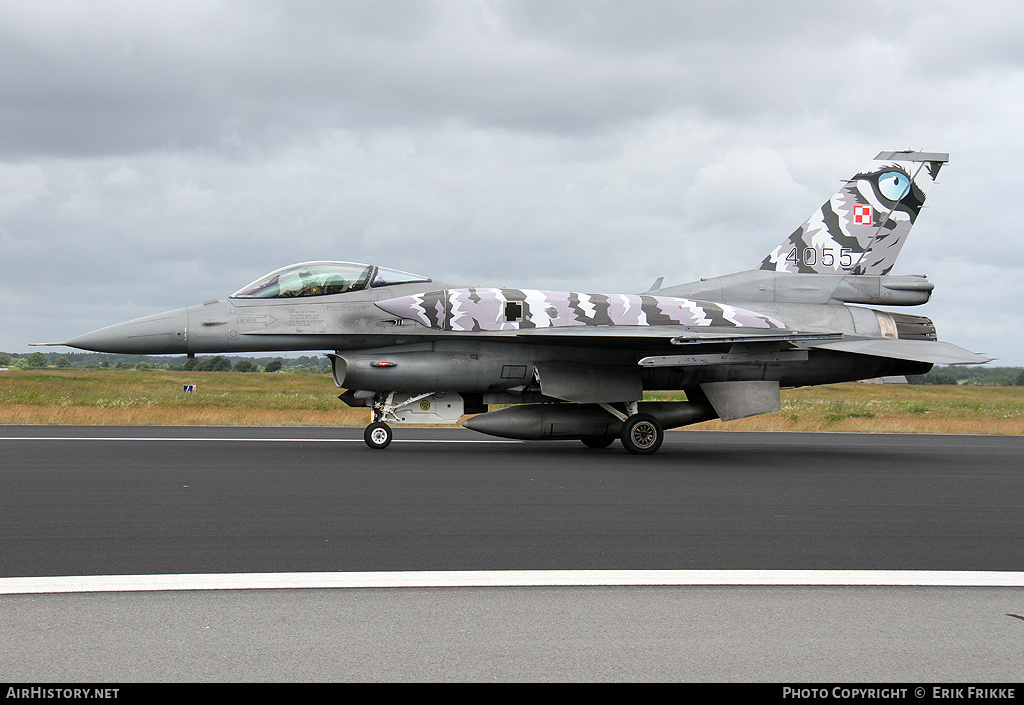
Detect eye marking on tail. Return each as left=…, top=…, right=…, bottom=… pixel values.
left=877, top=170, right=912, bottom=201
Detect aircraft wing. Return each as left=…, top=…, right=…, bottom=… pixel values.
left=516, top=325, right=988, bottom=366
left=512, top=326, right=841, bottom=345
left=807, top=338, right=992, bottom=365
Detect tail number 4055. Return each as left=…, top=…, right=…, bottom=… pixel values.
left=787, top=247, right=854, bottom=267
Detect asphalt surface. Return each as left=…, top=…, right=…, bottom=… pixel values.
left=2, top=426, right=1023, bottom=682
left=2, top=426, right=1023, bottom=576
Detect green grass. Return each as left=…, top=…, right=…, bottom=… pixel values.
left=0, top=368, right=367, bottom=426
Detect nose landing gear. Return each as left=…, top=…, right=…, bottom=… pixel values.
left=364, top=421, right=393, bottom=449
left=359, top=391, right=455, bottom=449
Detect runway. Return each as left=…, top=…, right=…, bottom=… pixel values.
left=3, top=426, right=1023, bottom=575
left=2, top=426, right=1023, bottom=681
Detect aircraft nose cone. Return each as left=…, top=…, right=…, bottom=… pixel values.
left=65, top=308, right=189, bottom=354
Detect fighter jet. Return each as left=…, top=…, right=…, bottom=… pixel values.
left=55, top=150, right=988, bottom=454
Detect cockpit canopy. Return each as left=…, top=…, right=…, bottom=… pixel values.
left=230, top=261, right=431, bottom=299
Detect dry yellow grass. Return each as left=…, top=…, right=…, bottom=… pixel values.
left=686, top=383, right=1024, bottom=435
left=2, top=367, right=1022, bottom=434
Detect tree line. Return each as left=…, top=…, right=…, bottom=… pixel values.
left=907, top=365, right=1024, bottom=386
left=0, top=351, right=329, bottom=374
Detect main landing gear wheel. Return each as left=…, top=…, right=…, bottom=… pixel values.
left=581, top=436, right=615, bottom=449
left=364, top=422, right=393, bottom=449
left=620, top=413, right=664, bottom=455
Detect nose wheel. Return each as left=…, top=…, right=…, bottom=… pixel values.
left=364, top=421, right=393, bottom=449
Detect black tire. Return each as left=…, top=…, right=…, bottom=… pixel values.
left=581, top=436, right=615, bottom=449
left=364, top=421, right=393, bottom=449
left=620, top=413, right=663, bottom=455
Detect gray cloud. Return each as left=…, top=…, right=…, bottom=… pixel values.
left=1, top=0, right=1022, bottom=364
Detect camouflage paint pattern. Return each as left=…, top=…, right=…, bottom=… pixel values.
left=375, top=288, right=784, bottom=332
left=759, top=152, right=947, bottom=275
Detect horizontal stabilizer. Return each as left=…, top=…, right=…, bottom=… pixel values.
left=810, top=338, right=991, bottom=365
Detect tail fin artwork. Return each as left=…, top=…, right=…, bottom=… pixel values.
left=759, top=150, right=948, bottom=275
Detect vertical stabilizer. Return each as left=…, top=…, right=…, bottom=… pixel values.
left=759, top=151, right=948, bottom=275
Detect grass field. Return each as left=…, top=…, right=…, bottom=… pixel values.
left=1, top=368, right=1022, bottom=434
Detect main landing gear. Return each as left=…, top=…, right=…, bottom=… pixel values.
left=591, top=403, right=665, bottom=455
left=619, top=413, right=664, bottom=455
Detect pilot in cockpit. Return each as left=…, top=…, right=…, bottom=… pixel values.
left=297, top=269, right=323, bottom=296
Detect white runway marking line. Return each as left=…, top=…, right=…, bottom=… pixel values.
left=0, top=437, right=520, bottom=443
left=3, top=570, right=1024, bottom=595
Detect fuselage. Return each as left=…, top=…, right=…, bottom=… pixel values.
left=64, top=273, right=932, bottom=396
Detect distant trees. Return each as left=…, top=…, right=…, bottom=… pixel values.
left=293, top=355, right=331, bottom=373
left=174, top=356, right=268, bottom=372
left=909, top=366, right=1024, bottom=386
left=195, top=356, right=233, bottom=372
left=0, top=351, right=330, bottom=374
left=907, top=370, right=958, bottom=385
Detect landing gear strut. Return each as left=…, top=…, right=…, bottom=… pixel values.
left=363, top=392, right=400, bottom=449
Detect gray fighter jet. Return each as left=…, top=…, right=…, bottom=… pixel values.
left=56, top=150, right=989, bottom=453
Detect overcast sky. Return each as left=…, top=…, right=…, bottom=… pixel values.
left=2, top=0, right=1022, bottom=364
